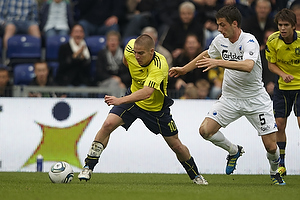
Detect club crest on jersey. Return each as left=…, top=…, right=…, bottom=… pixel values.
left=295, top=47, right=300, bottom=56
left=239, top=45, right=242, bottom=51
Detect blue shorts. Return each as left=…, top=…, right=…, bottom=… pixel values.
left=109, top=91, right=178, bottom=137
left=273, top=86, right=300, bottom=118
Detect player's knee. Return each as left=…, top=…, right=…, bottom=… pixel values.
left=170, top=143, right=185, bottom=154
left=199, top=126, right=210, bottom=139
left=266, top=144, right=277, bottom=154
left=101, top=119, right=116, bottom=132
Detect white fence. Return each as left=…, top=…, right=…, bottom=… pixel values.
left=0, top=98, right=299, bottom=174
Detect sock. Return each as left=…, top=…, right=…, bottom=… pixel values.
left=85, top=141, right=104, bottom=170
left=206, top=130, right=238, bottom=155
left=180, top=156, right=200, bottom=180
left=277, top=142, right=286, bottom=167
left=267, top=146, right=280, bottom=175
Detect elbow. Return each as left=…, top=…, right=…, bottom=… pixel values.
left=244, top=60, right=254, bottom=73
left=245, top=66, right=253, bottom=73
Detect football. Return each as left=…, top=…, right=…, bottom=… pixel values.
left=48, top=161, right=74, bottom=183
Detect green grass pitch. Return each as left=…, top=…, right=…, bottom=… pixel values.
left=0, top=172, right=299, bottom=200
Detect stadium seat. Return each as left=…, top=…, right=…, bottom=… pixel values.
left=47, top=61, right=59, bottom=78
left=13, top=63, right=35, bottom=85
left=7, top=35, right=41, bottom=59
left=46, top=35, right=69, bottom=61
left=122, top=36, right=137, bottom=48
left=85, top=36, right=106, bottom=80
left=85, top=35, right=106, bottom=56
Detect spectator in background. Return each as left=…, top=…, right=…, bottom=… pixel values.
left=242, top=0, right=277, bottom=49
left=39, top=0, right=74, bottom=38
left=122, top=0, right=156, bottom=40
left=0, top=0, right=41, bottom=49
left=28, top=61, right=57, bottom=98
left=291, top=1, right=300, bottom=30
left=180, top=83, right=199, bottom=99
left=169, top=34, right=208, bottom=97
left=162, top=1, right=203, bottom=59
left=155, top=0, right=185, bottom=42
left=77, top=0, right=125, bottom=37
left=0, top=67, right=12, bottom=97
left=141, top=26, right=173, bottom=67
left=207, top=67, right=224, bottom=99
left=195, top=78, right=210, bottom=99
left=56, top=24, right=91, bottom=86
left=95, top=31, right=131, bottom=92
left=222, top=0, right=254, bottom=19
left=193, top=0, right=222, bottom=49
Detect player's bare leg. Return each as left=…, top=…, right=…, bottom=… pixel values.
left=164, top=134, right=208, bottom=185
left=78, top=114, right=123, bottom=181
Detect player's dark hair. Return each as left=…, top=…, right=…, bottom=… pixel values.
left=274, top=8, right=297, bottom=29
left=216, top=5, right=242, bottom=28
left=135, top=34, right=155, bottom=50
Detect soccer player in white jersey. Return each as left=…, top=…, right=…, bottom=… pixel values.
left=169, top=5, right=286, bottom=185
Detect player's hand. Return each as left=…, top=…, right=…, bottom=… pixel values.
left=104, top=95, right=121, bottom=106
left=169, top=67, right=186, bottom=78
left=282, top=74, right=294, bottom=83
left=196, top=56, right=218, bottom=72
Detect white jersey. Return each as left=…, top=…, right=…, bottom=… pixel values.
left=208, top=31, right=265, bottom=98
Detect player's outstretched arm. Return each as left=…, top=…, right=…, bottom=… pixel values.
left=169, top=50, right=209, bottom=77
left=104, top=86, right=155, bottom=106
left=197, top=58, right=254, bottom=72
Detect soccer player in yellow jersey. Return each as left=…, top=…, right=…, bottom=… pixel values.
left=78, top=34, right=208, bottom=185
left=265, top=8, right=300, bottom=176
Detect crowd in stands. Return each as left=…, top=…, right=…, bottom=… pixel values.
left=0, top=0, right=300, bottom=99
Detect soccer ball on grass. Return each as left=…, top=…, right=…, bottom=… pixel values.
left=48, top=161, right=74, bottom=183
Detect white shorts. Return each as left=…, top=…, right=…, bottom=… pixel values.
left=207, top=93, right=278, bottom=136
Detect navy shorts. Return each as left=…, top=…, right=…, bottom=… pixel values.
left=273, top=86, right=300, bottom=118
left=109, top=93, right=178, bottom=137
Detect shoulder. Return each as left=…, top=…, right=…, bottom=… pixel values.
left=240, top=32, right=259, bottom=45
left=297, top=31, right=300, bottom=39
left=241, top=32, right=257, bottom=40
left=267, top=31, right=280, bottom=43
left=152, top=52, right=168, bottom=70
left=124, top=39, right=135, bottom=54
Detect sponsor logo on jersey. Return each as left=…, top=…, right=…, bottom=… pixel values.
left=222, top=50, right=243, bottom=61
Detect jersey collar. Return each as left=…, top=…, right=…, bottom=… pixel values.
left=279, top=30, right=297, bottom=44
left=140, top=52, right=156, bottom=67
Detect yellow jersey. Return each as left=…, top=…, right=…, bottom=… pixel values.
left=124, top=39, right=169, bottom=112
left=265, top=30, right=300, bottom=90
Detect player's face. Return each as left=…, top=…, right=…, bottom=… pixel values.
left=217, top=18, right=235, bottom=39
left=133, top=44, right=154, bottom=66
left=277, top=20, right=295, bottom=41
